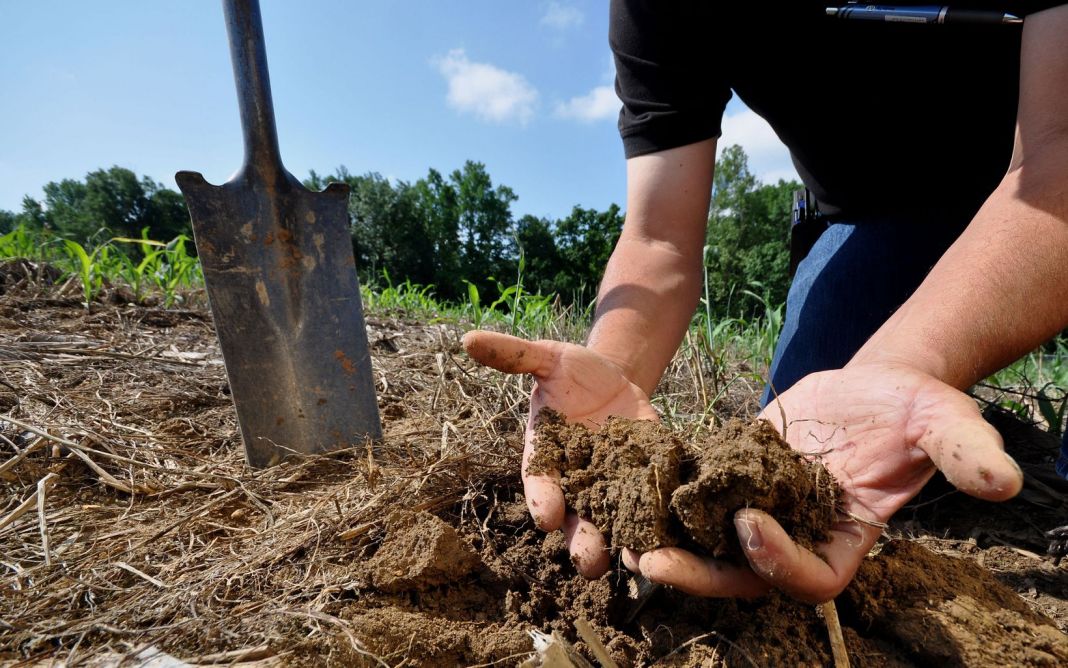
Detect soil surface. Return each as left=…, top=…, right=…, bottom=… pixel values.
left=0, top=262, right=1066, bottom=667
left=531, top=410, right=840, bottom=557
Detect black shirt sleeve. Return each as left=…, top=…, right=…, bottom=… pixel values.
left=610, top=0, right=732, bottom=159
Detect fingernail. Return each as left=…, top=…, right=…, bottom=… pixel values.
left=735, top=513, right=764, bottom=551
left=1005, top=453, right=1023, bottom=478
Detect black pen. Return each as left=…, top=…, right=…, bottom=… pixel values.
left=826, top=5, right=1022, bottom=24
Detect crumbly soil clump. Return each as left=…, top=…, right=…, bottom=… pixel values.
left=366, top=510, right=481, bottom=592
left=531, top=409, right=841, bottom=556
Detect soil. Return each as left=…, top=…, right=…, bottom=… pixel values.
left=842, top=540, right=1068, bottom=667
left=366, top=510, right=482, bottom=593
left=0, top=262, right=1066, bottom=667
left=531, top=410, right=840, bottom=557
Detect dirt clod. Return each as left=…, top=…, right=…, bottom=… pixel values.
left=533, top=409, right=840, bottom=556
left=367, top=510, right=481, bottom=592
left=674, top=418, right=839, bottom=555
left=842, top=540, right=1068, bottom=667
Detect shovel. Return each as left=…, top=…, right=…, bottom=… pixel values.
left=175, top=0, right=381, bottom=468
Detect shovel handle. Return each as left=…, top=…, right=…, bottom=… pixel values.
left=223, top=0, right=285, bottom=179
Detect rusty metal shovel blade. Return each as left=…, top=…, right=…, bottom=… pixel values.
left=175, top=0, right=380, bottom=468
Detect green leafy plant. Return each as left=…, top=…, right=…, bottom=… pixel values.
left=62, top=239, right=105, bottom=307
left=152, top=234, right=199, bottom=306
left=1036, top=383, right=1068, bottom=438
left=112, top=228, right=166, bottom=302
left=0, top=225, right=46, bottom=259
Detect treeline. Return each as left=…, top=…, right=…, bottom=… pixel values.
left=0, top=166, right=189, bottom=245
left=305, top=162, right=624, bottom=304
left=306, top=145, right=798, bottom=315
left=0, top=146, right=798, bottom=318
left=705, top=145, right=798, bottom=314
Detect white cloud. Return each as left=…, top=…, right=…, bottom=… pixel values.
left=541, top=2, right=584, bottom=30
left=554, top=85, right=619, bottom=123
left=718, top=107, right=799, bottom=183
left=433, top=49, right=538, bottom=126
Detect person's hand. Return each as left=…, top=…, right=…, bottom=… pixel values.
left=462, top=330, right=658, bottom=577
left=639, top=362, right=1024, bottom=603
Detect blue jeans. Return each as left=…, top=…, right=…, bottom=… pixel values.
left=759, top=213, right=1068, bottom=479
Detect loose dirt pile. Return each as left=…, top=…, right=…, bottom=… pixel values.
left=531, top=409, right=839, bottom=556
left=0, top=262, right=1066, bottom=667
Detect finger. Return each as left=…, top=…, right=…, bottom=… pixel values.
left=522, top=412, right=565, bottom=531
left=523, top=475, right=565, bottom=531
left=621, top=547, right=641, bottom=573
left=912, top=390, right=1023, bottom=501
left=638, top=547, right=770, bottom=598
left=734, top=508, right=881, bottom=603
left=563, top=513, right=610, bottom=578
left=461, top=330, right=557, bottom=377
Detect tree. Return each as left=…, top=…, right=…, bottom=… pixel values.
left=308, top=167, right=433, bottom=286
left=705, top=145, right=798, bottom=318
left=0, top=210, right=16, bottom=235
left=412, top=168, right=463, bottom=298
left=143, top=184, right=190, bottom=242
left=40, top=177, right=93, bottom=240
left=514, top=214, right=561, bottom=296
left=18, top=196, right=47, bottom=229
left=450, top=161, right=517, bottom=297
left=27, top=167, right=189, bottom=244
left=305, top=161, right=630, bottom=307
left=553, top=204, right=624, bottom=301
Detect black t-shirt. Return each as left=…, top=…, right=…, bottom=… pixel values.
left=612, top=1, right=1064, bottom=218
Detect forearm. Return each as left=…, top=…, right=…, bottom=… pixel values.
left=853, top=142, right=1068, bottom=388
left=586, top=139, right=716, bottom=396
left=587, top=232, right=704, bottom=395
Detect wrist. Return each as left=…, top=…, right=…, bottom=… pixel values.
left=847, top=348, right=947, bottom=377
left=584, top=339, right=651, bottom=393
left=848, top=331, right=955, bottom=386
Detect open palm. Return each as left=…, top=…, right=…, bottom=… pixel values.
left=639, top=362, right=1023, bottom=602
left=463, top=330, right=657, bottom=576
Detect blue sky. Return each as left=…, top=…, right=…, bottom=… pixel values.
left=0, top=0, right=795, bottom=221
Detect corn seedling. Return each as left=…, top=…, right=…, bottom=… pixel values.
left=62, top=239, right=107, bottom=307
left=112, top=228, right=168, bottom=302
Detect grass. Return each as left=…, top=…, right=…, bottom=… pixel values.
left=1, top=223, right=1064, bottom=432
left=1, top=225, right=201, bottom=308
left=981, top=339, right=1068, bottom=436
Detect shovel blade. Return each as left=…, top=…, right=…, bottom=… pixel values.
left=176, top=169, right=381, bottom=468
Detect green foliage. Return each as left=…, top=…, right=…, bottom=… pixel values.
left=109, top=231, right=199, bottom=307
left=0, top=223, right=199, bottom=308
left=705, top=145, right=798, bottom=320
left=412, top=168, right=464, bottom=295
left=1037, top=383, right=1068, bottom=438
left=695, top=273, right=784, bottom=381
left=985, top=338, right=1068, bottom=435
left=309, top=161, right=631, bottom=310
left=514, top=214, right=561, bottom=296
left=309, top=168, right=434, bottom=288
left=0, top=210, right=17, bottom=235
left=553, top=205, right=624, bottom=300
left=453, top=162, right=518, bottom=296
left=28, top=166, right=189, bottom=244
left=308, top=161, right=518, bottom=303
left=62, top=239, right=112, bottom=307
left=18, top=196, right=48, bottom=229
left=113, top=229, right=166, bottom=302
left=0, top=224, right=56, bottom=260
left=360, top=270, right=441, bottom=316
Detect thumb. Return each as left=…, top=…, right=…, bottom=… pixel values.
left=913, top=384, right=1023, bottom=501
left=462, top=330, right=558, bottom=377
